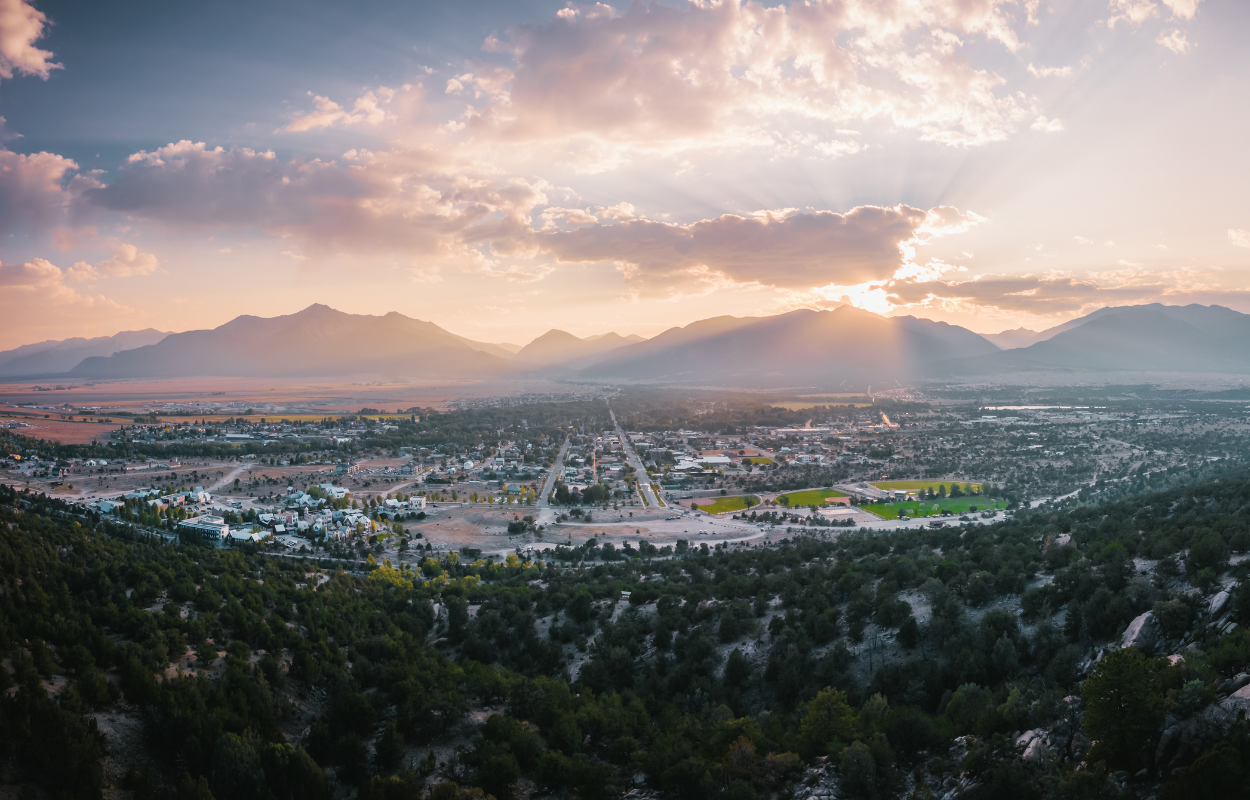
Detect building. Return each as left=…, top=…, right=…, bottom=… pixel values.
left=334, top=462, right=362, bottom=475
left=178, top=515, right=230, bottom=547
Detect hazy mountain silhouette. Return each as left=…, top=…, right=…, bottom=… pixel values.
left=516, top=330, right=646, bottom=367
left=69, top=305, right=518, bottom=378
left=578, top=306, right=999, bottom=386
left=945, top=304, right=1250, bottom=375
left=0, top=329, right=169, bottom=377
left=983, top=328, right=1041, bottom=350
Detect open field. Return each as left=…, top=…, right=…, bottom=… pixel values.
left=1, top=415, right=125, bottom=444
left=863, top=496, right=1007, bottom=519
left=742, top=457, right=774, bottom=465
left=696, top=495, right=760, bottom=514
left=777, top=488, right=850, bottom=507
left=770, top=402, right=873, bottom=411
left=870, top=480, right=982, bottom=493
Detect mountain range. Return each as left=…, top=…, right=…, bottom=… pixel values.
left=4, top=302, right=1250, bottom=385
left=0, top=329, right=170, bottom=378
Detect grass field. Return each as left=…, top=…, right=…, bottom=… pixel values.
left=862, top=496, right=1007, bottom=519
left=777, top=488, right=851, bottom=507
left=870, top=480, right=982, bottom=493
left=742, top=457, right=775, bottom=465
left=696, top=495, right=761, bottom=514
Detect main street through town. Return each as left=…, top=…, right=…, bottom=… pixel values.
left=608, top=404, right=661, bottom=507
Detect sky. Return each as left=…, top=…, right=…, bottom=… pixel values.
left=1, top=0, right=1248, bottom=349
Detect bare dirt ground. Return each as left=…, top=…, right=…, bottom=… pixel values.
left=1, top=413, right=125, bottom=443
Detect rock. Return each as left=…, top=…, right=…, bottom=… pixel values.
left=1016, top=729, right=1041, bottom=748
left=1167, top=654, right=1185, bottom=666
left=1121, top=611, right=1159, bottom=650
left=1210, top=590, right=1231, bottom=617
left=1023, top=737, right=1050, bottom=762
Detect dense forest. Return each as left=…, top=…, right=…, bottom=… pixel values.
left=6, top=465, right=1250, bottom=799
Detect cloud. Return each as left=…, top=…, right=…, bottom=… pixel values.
left=540, top=204, right=979, bottom=290
left=284, top=85, right=420, bottom=132
left=1156, top=30, right=1192, bottom=54
left=0, top=0, right=61, bottom=80
left=1108, top=0, right=1158, bottom=27
left=0, top=257, right=131, bottom=343
left=1027, top=63, right=1072, bottom=78
left=1031, top=116, right=1065, bottom=132
left=67, top=243, right=160, bottom=280
left=82, top=140, right=549, bottom=260
left=0, top=148, right=100, bottom=234
left=886, top=273, right=1169, bottom=314
left=1230, top=229, right=1250, bottom=249
left=1161, top=0, right=1202, bottom=20
left=464, top=0, right=1039, bottom=151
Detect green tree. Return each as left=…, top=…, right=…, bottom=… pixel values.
left=1082, top=648, right=1165, bottom=767
left=798, top=688, right=858, bottom=759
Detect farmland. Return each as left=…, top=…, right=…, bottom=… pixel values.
left=862, top=495, right=1008, bottom=519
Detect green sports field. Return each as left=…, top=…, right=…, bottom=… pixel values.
left=696, top=495, right=761, bottom=514
left=742, top=457, right=775, bottom=465
left=863, top=496, right=1006, bottom=520
left=776, top=488, right=851, bottom=507
left=870, top=480, right=982, bottom=493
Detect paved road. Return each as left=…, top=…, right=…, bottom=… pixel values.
left=608, top=405, right=661, bottom=507
left=539, top=436, right=570, bottom=507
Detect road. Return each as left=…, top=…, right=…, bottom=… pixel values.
left=608, top=405, right=661, bottom=507
left=539, top=436, right=570, bottom=507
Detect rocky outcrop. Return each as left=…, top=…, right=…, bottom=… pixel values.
left=1121, top=611, right=1159, bottom=650
left=1156, top=684, right=1250, bottom=770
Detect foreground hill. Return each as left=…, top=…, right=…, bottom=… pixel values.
left=579, top=306, right=1000, bottom=385
left=515, top=329, right=646, bottom=367
left=0, top=329, right=169, bottom=377
left=3, top=459, right=1250, bottom=799
left=69, top=304, right=518, bottom=379
left=946, top=303, right=1250, bottom=375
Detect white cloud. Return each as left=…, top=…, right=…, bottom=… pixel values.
left=0, top=0, right=61, bottom=80
left=1027, top=63, right=1073, bottom=78
left=0, top=148, right=100, bottom=234
left=67, top=243, right=160, bottom=280
left=1031, top=116, right=1065, bottom=132
left=1156, top=30, right=1192, bottom=54
left=1108, top=0, right=1158, bottom=27
left=1229, top=229, right=1250, bottom=249
left=1161, top=0, right=1202, bottom=20
left=284, top=85, right=419, bottom=132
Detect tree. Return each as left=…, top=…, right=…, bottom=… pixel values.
left=799, top=688, right=858, bottom=759
left=1082, top=647, right=1165, bottom=767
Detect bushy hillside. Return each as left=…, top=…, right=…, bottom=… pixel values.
left=5, top=467, right=1250, bottom=799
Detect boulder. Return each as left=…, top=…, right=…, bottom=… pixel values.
left=1210, top=590, right=1231, bottom=617
left=1121, top=611, right=1159, bottom=650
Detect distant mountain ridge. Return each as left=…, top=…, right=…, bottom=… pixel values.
left=15, top=302, right=1248, bottom=385
left=0, top=329, right=170, bottom=377
left=516, top=330, right=646, bottom=368
left=578, top=306, right=1000, bottom=386
left=69, top=305, right=519, bottom=379
left=944, top=304, right=1250, bottom=375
